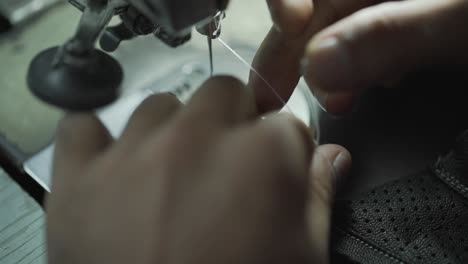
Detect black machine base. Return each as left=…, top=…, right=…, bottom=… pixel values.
left=27, top=46, right=123, bottom=111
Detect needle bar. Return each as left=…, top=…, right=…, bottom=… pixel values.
left=208, top=36, right=213, bottom=77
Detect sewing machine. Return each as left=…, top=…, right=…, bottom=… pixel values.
left=20, top=0, right=317, bottom=193
left=27, top=0, right=230, bottom=111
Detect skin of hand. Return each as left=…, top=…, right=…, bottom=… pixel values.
left=46, top=76, right=351, bottom=264
left=252, top=0, right=468, bottom=114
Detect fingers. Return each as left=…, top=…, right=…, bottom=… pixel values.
left=304, top=0, right=468, bottom=97
left=119, top=93, right=182, bottom=145
left=53, top=114, right=112, bottom=187
left=222, top=113, right=315, bottom=228
left=255, top=113, right=315, bottom=171
left=306, top=144, right=351, bottom=262
left=253, top=0, right=383, bottom=114
left=222, top=112, right=315, bottom=188
left=249, top=28, right=304, bottom=113
left=251, top=0, right=324, bottom=114
left=223, top=113, right=314, bottom=198
left=183, top=76, right=257, bottom=125
left=122, top=76, right=254, bottom=148
left=267, top=0, right=313, bottom=37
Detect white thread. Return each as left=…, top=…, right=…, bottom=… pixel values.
left=217, top=38, right=322, bottom=145
left=218, top=38, right=293, bottom=113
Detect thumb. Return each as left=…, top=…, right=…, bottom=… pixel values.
left=304, top=0, right=468, bottom=96
left=306, top=144, right=351, bottom=262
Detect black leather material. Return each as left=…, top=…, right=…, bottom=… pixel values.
left=319, top=67, right=468, bottom=200
left=332, top=132, right=468, bottom=264
left=434, top=131, right=468, bottom=200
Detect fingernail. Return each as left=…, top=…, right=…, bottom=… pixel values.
left=332, top=151, right=351, bottom=188
left=305, top=37, right=352, bottom=92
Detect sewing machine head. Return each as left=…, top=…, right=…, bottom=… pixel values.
left=27, top=0, right=229, bottom=111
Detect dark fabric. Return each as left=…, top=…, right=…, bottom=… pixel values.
left=332, top=131, right=468, bottom=264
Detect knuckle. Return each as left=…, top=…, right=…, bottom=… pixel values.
left=152, top=92, right=181, bottom=106
left=204, top=75, right=249, bottom=99
left=137, top=93, right=181, bottom=113
left=208, top=75, right=245, bottom=88
left=189, top=75, right=254, bottom=120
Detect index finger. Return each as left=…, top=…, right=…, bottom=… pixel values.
left=250, top=3, right=330, bottom=114
left=252, top=0, right=386, bottom=113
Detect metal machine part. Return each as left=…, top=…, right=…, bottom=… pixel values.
left=28, top=0, right=127, bottom=110
left=27, top=0, right=229, bottom=111
left=126, top=0, right=229, bottom=36
left=196, top=11, right=225, bottom=76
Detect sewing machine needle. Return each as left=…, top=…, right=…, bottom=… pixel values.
left=208, top=36, right=213, bottom=76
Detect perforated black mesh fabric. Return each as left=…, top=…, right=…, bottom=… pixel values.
left=332, top=132, right=468, bottom=264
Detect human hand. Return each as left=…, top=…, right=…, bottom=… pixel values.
left=252, top=0, right=468, bottom=114
left=46, top=76, right=351, bottom=264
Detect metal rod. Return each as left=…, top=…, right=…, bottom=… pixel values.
left=208, top=36, right=213, bottom=76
